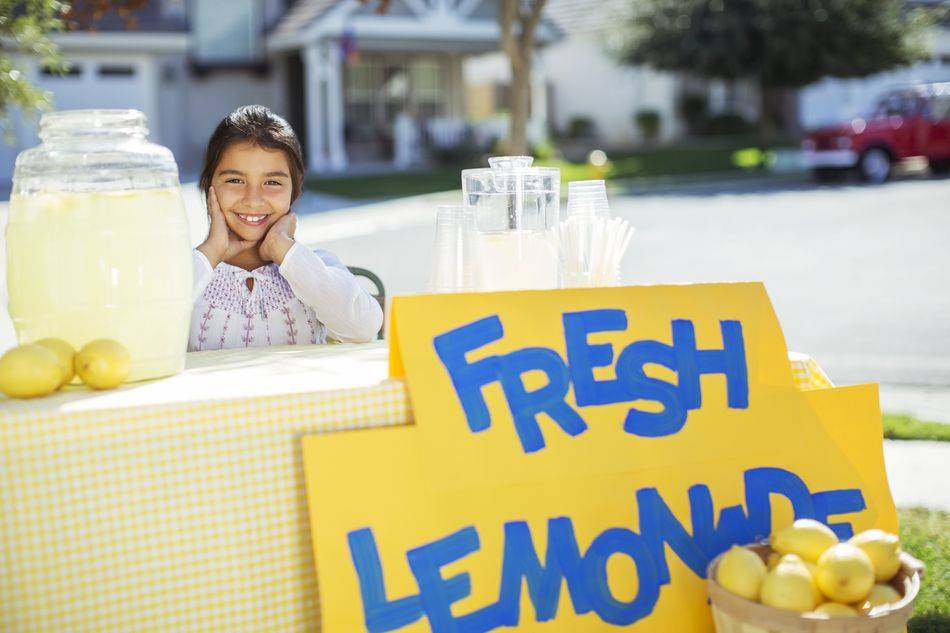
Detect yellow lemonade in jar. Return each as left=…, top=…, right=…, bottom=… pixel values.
left=6, top=187, right=192, bottom=382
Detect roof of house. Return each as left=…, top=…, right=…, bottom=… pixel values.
left=270, top=0, right=342, bottom=39
left=63, top=2, right=188, bottom=33
left=543, top=0, right=630, bottom=35
left=270, top=0, right=564, bottom=43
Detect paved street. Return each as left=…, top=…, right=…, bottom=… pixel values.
left=291, top=175, right=950, bottom=510
left=288, top=176, right=950, bottom=406
left=5, top=175, right=948, bottom=412
left=1, top=175, right=948, bottom=508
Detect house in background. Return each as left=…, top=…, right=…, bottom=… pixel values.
left=535, top=0, right=950, bottom=144
left=3, top=0, right=950, bottom=184
left=464, top=0, right=688, bottom=147
left=267, top=0, right=558, bottom=171
left=0, top=0, right=560, bottom=179
left=798, top=1, right=950, bottom=130
left=1, top=0, right=290, bottom=178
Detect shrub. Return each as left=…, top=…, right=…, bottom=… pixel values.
left=566, top=116, right=596, bottom=139
left=703, top=113, right=756, bottom=136
left=634, top=109, right=662, bottom=142
left=678, top=92, right=708, bottom=135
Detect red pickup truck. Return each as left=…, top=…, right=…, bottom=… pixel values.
left=802, top=82, right=950, bottom=183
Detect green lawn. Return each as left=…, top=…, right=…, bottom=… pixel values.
left=539, top=138, right=783, bottom=182
left=902, top=507, right=950, bottom=633
left=303, top=138, right=789, bottom=199
left=883, top=414, right=950, bottom=442
left=304, top=167, right=461, bottom=199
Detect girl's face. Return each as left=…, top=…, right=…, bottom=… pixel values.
left=211, top=141, right=294, bottom=242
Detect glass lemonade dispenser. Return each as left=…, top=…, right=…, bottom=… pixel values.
left=6, top=109, right=192, bottom=381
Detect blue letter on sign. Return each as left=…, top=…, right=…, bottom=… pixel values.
left=563, top=309, right=630, bottom=406
left=434, top=317, right=505, bottom=434
left=615, top=339, right=685, bottom=437
left=407, top=526, right=481, bottom=633
left=494, top=518, right=592, bottom=624
left=744, top=467, right=816, bottom=541
left=348, top=528, right=424, bottom=632
left=580, top=528, right=660, bottom=626
left=812, top=489, right=866, bottom=540
left=498, top=348, right=587, bottom=453
left=672, top=319, right=748, bottom=411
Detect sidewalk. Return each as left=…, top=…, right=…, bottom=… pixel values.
left=882, top=440, right=950, bottom=510
left=879, top=385, right=950, bottom=424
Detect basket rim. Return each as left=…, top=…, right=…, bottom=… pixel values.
left=706, top=543, right=921, bottom=631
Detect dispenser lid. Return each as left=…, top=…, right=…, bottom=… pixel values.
left=487, top=155, right=534, bottom=169
left=461, top=155, right=559, bottom=194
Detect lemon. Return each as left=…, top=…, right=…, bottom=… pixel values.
left=716, top=545, right=768, bottom=601
left=760, top=554, right=819, bottom=612
left=816, top=543, right=875, bottom=603
left=849, top=529, right=902, bottom=582
left=809, top=602, right=859, bottom=617
left=767, top=552, right=781, bottom=570
left=75, top=339, right=131, bottom=390
left=803, top=561, right=823, bottom=605
left=859, top=584, right=902, bottom=613
left=771, top=519, right=839, bottom=563
left=35, top=338, right=76, bottom=387
left=0, top=344, right=62, bottom=398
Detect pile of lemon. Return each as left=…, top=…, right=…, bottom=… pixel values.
left=0, top=338, right=131, bottom=398
left=716, top=519, right=906, bottom=617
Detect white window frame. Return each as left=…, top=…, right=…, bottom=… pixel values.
left=191, top=0, right=263, bottom=64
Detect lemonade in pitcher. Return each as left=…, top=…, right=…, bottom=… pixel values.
left=7, top=110, right=192, bottom=382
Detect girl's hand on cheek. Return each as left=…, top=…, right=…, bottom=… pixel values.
left=197, top=186, right=256, bottom=268
left=259, top=212, right=297, bottom=265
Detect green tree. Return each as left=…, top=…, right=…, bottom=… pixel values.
left=613, top=0, right=940, bottom=137
left=1, top=0, right=146, bottom=142
left=0, top=0, right=68, bottom=140
left=499, top=0, right=547, bottom=155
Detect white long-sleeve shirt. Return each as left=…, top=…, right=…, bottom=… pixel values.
left=189, top=243, right=383, bottom=351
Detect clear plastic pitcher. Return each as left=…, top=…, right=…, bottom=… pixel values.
left=6, top=109, right=192, bottom=381
left=461, top=156, right=560, bottom=291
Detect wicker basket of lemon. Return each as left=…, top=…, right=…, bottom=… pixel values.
left=707, top=520, right=924, bottom=633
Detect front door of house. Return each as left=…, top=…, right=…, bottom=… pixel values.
left=343, top=52, right=448, bottom=162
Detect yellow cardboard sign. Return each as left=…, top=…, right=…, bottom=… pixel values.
left=303, top=283, right=896, bottom=633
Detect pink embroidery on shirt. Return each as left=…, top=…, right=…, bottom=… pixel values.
left=197, top=304, right=214, bottom=351
left=242, top=311, right=255, bottom=347
left=306, top=311, right=317, bottom=344
left=260, top=266, right=297, bottom=317
left=282, top=306, right=297, bottom=345
left=218, top=312, right=232, bottom=349
left=191, top=255, right=334, bottom=350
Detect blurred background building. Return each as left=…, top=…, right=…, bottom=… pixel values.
left=1, top=0, right=949, bottom=178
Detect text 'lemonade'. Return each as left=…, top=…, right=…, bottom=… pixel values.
left=6, top=187, right=192, bottom=382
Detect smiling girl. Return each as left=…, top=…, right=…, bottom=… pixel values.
left=190, top=105, right=383, bottom=350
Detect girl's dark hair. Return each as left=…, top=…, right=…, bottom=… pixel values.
left=199, top=105, right=305, bottom=203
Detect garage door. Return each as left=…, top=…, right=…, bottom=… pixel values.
left=1, top=55, right=154, bottom=182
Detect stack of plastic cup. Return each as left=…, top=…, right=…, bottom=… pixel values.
left=427, top=205, right=477, bottom=293
left=559, top=180, right=633, bottom=287
left=567, top=180, right=610, bottom=218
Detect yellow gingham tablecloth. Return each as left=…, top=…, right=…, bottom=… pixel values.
left=0, top=342, right=832, bottom=632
